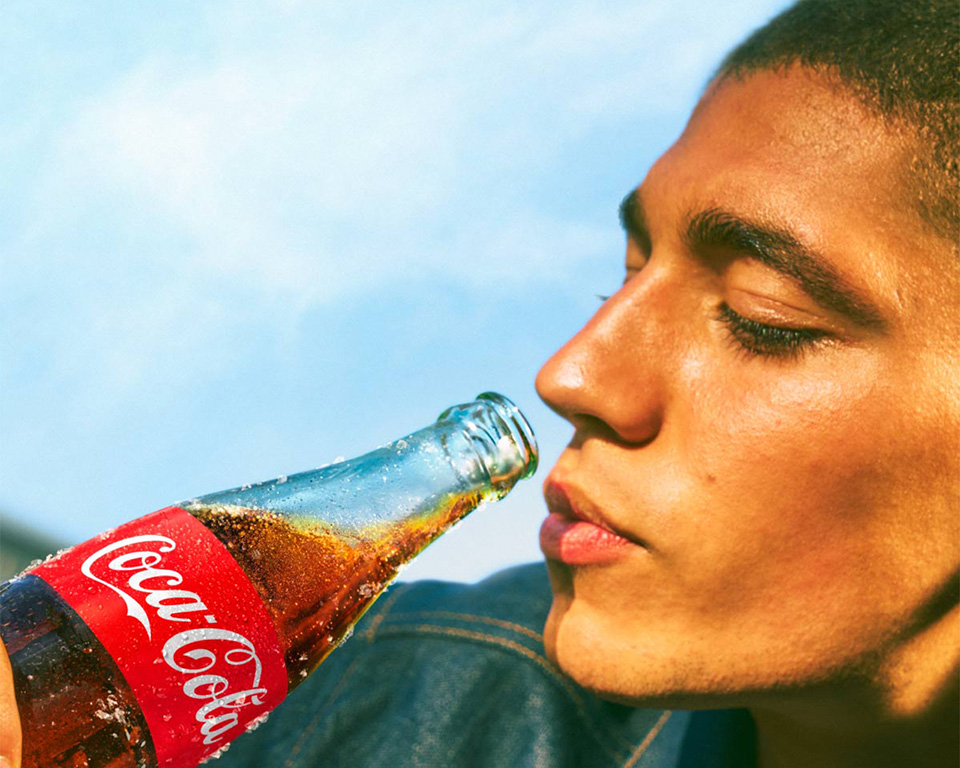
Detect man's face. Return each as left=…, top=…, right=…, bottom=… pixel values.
left=535, top=67, right=960, bottom=709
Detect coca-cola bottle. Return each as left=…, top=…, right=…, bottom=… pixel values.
left=0, top=392, right=537, bottom=768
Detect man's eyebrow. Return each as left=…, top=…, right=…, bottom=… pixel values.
left=684, top=207, right=886, bottom=330
left=619, top=190, right=651, bottom=255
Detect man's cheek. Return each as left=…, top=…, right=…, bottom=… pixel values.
left=698, top=362, right=885, bottom=489
left=674, top=377, right=890, bottom=570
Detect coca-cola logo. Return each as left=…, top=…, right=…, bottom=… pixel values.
left=81, top=533, right=271, bottom=746
left=163, top=629, right=267, bottom=745
left=82, top=534, right=208, bottom=640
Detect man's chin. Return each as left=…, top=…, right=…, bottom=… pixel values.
left=541, top=599, right=656, bottom=705
left=542, top=597, right=754, bottom=712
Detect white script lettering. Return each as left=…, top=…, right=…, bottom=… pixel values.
left=163, top=629, right=267, bottom=745
left=82, top=535, right=186, bottom=639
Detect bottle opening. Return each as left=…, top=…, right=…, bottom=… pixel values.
left=475, top=392, right=538, bottom=480
left=438, top=392, right=539, bottom=492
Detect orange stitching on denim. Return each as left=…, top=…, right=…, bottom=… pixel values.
left=622, top=710, right=672, bottom=768
left=282, top=653, right=366, bottom=768
left=362, top=582, right=412, bottom=643
left=393, top=623, right=638, bottom=761
left=384, top=610, right=543, bottom=642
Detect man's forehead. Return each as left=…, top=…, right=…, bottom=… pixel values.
left=631, top=67, right=958, bottom=328
left=683, top=67, right=908, bottom=179
left=640, top=71, right=906, bottom=267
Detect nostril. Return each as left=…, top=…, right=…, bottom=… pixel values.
left=568, top=412, right=660, bottom=449
left=566, top=416, right=615, bottom=449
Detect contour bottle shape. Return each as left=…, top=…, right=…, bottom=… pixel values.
left=0, top=392, right=538, bottom=768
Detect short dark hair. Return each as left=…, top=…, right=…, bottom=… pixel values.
left=716, top=0, right=959, bottom=244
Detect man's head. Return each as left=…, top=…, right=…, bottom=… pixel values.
left=535, top=0, right=959, bottom=720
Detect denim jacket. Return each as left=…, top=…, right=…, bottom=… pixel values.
left=216, top=563, right=756, bottom=768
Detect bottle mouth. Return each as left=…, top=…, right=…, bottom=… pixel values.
left=438, top=392, right=539, bottom=490
left=474, top=392, right=539, bottom=480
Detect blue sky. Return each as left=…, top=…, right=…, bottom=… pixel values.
left=1, top=0, right=791, bottom=582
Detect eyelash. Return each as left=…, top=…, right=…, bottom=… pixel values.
left=594, top=296, right=829, bottom=360
left=718, top=305, right=828, bottom=359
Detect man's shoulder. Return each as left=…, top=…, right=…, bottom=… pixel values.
left=358, top=561, right=555, bottom=649
left=218, top=563, right=749, bottom=768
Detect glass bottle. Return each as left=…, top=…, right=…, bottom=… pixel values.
left=0, top=392, right=537, bottom=768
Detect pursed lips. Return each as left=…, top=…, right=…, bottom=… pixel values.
left=542, top=479, right=647, bottom=551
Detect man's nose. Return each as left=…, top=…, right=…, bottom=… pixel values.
left=535, top=280, right=668, bottom=446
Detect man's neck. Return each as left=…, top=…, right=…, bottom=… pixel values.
left=753, top=698, right=958, bottom=768
left=751, top=611, right=959, bottom=768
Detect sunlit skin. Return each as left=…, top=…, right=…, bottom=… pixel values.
left=536, top=67, right=959, bottom=768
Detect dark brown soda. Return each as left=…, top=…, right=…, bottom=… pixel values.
left=187, top=493, right=479, bottom=688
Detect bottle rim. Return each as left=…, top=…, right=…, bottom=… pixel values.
left=474, top=391, right=539, bottom=480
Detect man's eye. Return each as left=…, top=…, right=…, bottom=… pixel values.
left=718, top=305, right=829, bottom=359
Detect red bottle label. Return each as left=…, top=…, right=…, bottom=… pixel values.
left=31, top=507, right=288, bottom=767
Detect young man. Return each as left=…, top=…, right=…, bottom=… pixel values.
left=2, top=1, right=956, bottom=766
left=533, top=0, right=960, bottom=764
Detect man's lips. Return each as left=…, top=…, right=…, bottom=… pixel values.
left=539, top=482, right=639, bottom=565
left=539, top=514, right=632, bottom=565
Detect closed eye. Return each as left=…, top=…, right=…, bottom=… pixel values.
left=717, top=305, right=831, bottom=359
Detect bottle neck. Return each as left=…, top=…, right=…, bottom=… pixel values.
left=187, top=393, right=537, bottom=533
